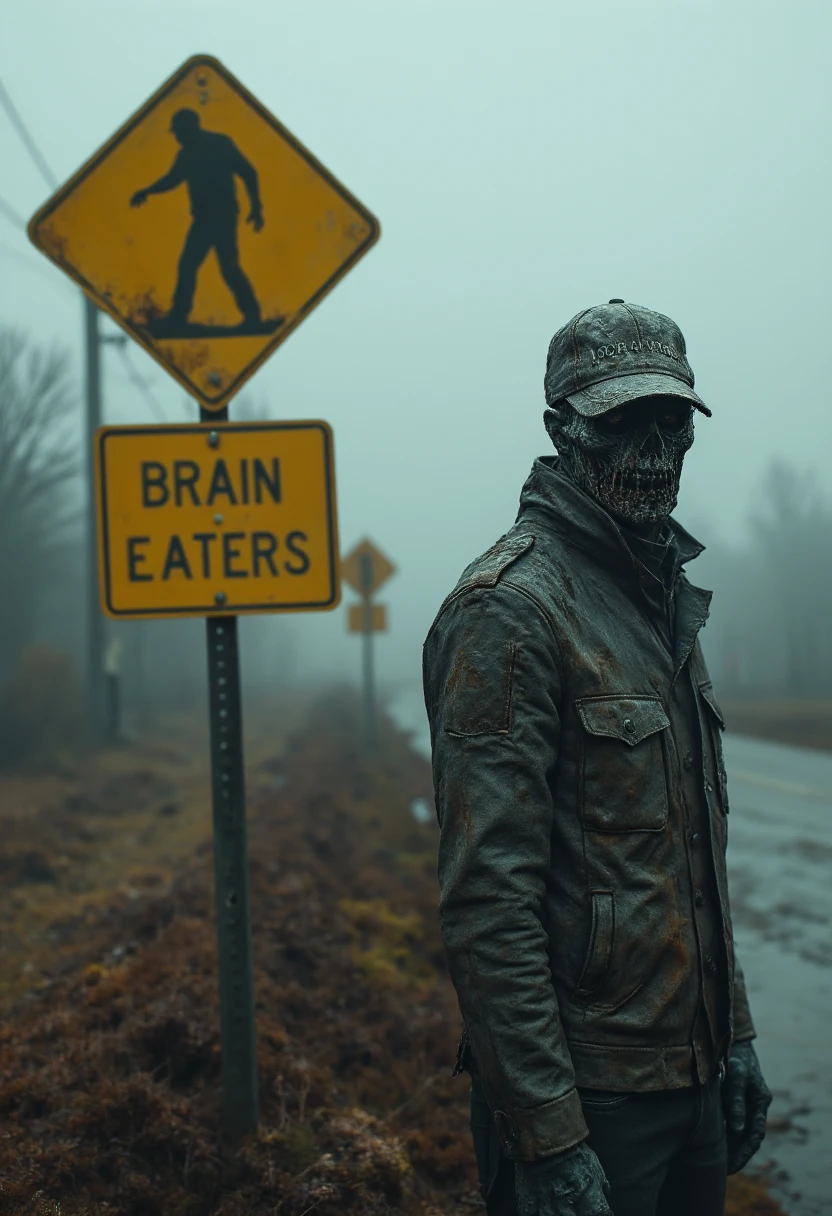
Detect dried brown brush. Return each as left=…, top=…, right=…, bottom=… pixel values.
left=0, top=690, right=786, bottom=1216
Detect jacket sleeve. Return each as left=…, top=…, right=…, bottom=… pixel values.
left=731, top=954, right=756, bottom=1043
left=423, top=582, right=588, bottom=1160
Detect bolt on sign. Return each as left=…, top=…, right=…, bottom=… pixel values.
left=27, top=55, right=380, bottom=411
left=95, top=421, right=339, bottom=617
left=341, top=538, right=396, bottom=598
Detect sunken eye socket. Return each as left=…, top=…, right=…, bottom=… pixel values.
left=599, top=411, right=627, bottom=429
left=659, top=408, right=693, bottom=431
left=599, top=405, right=692, bottom=432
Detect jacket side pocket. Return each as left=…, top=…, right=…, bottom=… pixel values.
left=574, top=890, right=615, bottom=1004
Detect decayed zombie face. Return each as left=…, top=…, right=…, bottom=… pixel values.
left=544, top=395, right=695, bottom=527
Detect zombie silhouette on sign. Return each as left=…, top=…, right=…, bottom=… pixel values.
left=130, top=109, right=282, bottom=337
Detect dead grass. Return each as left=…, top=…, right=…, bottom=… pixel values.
left=0, top=689, right=786, bottom=1215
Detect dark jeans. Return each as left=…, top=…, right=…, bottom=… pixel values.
left=470, top=1074, right=727, bottom=1216
left=171, top=216, right=260, bottom=321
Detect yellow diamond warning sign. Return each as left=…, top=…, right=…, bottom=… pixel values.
left=341, top=539, right=396, bottom=598
left=95, top=421, right=339, bottom=617
left=28, top=55, right=380, bottom=411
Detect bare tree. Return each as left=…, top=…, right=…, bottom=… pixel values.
left=0, top=327, right=80, bottom=683
left=700, top=459, right=832, bottom=697
left=748, top=460, right=832, bottom=695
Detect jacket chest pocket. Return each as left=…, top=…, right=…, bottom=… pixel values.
left=576, top=695, right=671, bottom=832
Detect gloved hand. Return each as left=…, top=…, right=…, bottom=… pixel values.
left=723, top=1040, right=772, bottom=1174
left=515, top=1140, right=613, bottom=1216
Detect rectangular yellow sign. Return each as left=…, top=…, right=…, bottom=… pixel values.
left=347, top=604, right=387, bottom=633
left=95, top=421, right=339, bottom=618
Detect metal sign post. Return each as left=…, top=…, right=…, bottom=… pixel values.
left=201, top=406, right=258, bottom=1143
left=84, top=296, right=105, bottom=740
left=91, top=412, right=339, bottom=1147
left=206, top=611, right=257, bottom=1141
left=28, top=51, right=379, bottom=1149
left=343, top=539, right=396, bottom=752
left=92, top=412, right=340, bottom=1143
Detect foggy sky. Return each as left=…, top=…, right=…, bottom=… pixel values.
left=2, top=0, right=830, bottom=689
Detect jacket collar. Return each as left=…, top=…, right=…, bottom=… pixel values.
left=516, top=456, right=702, bottom=570
left=516, top=456, right=711, bottom=679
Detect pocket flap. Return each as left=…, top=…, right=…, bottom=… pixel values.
left=575, top=695, right=670, bottom=746
left=698, top=682, right=726, bottom=731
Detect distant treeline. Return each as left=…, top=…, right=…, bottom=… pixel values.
left=696, top=460, right=832, bottom=697
left=1, top=324, right=830, bottom=766
left=0, top=327, right=295, bottom=766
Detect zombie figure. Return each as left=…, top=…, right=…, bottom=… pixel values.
left=423, top=301, right=771, bottom=1216
left=130, top=109, right=263, bottom=331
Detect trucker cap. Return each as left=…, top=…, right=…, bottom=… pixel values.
left=544, top=300, right=712, bottom=418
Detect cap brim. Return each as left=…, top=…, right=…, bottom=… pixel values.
left=566, top=371, right=712, bottom=418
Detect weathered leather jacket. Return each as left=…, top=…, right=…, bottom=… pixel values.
left=422, top=457, right=755, bottom=1161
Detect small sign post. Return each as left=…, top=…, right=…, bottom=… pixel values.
left=342, top=539, right=396, bottom=751
left=28, top=53, right=379, bottom=1148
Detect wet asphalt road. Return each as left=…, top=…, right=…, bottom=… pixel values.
left=723, top=735, right=832, bottom=1215
left=391, top=690, right=832, bottom=1215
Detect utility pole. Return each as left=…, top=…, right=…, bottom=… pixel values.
left=0, top=77, right=119, bottom=736
left=85, top=297, right=128, bottom=742
left=84, top=296, right=105, bottom=741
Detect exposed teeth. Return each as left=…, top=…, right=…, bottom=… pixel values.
left=620, top=473, right=670, bottom=486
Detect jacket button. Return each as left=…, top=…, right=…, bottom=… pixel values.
left=623, top=718, right=635, bottom=736
left=706, top=781, right=714, bottom=793
left=695, top=889, right=705, bottom=906
left=683, top=751, right=693, bottom=770
left=690, top=830, right=700, bottom=844
left=704, top=953, right=718, bottom=975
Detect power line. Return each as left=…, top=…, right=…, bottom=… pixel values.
left=0, top=80, right=75, bottom=300
left=0, top=193, right=76, bottom=294
left=0, top=75, right=167, bottom=430
left=0, top=178, right=167, bottom=422
left=0, top=74, right=109, bottom=743
left=0, top=76, right=58, bottom=190
left=115, top=342, right=168, bottom=423
left=0, top=239, right=75, bottom=291
left=0, top=193, right=26, bottom=230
